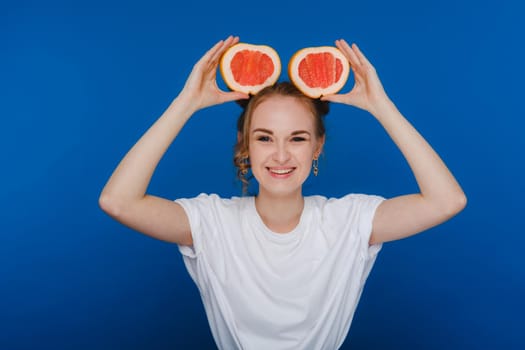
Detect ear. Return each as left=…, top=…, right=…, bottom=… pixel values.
left=237, top=131, right=243, bottom=143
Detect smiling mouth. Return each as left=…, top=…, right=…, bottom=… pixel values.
left=267, top=167, right=295, bottom=175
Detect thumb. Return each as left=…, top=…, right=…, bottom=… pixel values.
left=321, top=93, right=347, bottom=104
left=219, top=91, right=250, bottom=104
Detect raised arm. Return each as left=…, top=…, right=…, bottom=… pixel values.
left=322, top=39, right=466, bottom=245
left=99, top=36, right=248, bottom=245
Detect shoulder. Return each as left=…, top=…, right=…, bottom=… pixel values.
left=308, top=194, right=386, bottom=257
left=175, top=193, right=251, bottom=217
left=306, top=193, right=385, bottom=232
left=174, top=194, right=252, bottom=255
left=307, top=193, right=385, bottom=213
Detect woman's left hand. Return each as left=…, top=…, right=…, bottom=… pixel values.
left=322, top=40, right=467, bottom=245
left=322, top=39, right=390, bottom=115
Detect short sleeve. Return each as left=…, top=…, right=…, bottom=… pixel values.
left=325, top=193, right=385, bottom=261
left=354, top=194, right=385, bottom=259
left=175, top=193, right=216, bottom=258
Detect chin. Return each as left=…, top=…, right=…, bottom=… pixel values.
left=253, top=169, right=308, bottom=198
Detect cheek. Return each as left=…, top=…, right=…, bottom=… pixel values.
left=300, top=144, right=318, bottom=159
left=248, top=143, right=266, bottom=164
left=300, top=152, right=315, bottom=171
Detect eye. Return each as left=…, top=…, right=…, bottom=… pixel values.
left=291, top=136, right=307, bottom=142
left=257, top=135, right=271, bottom=142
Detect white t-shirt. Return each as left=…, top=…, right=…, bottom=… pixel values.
left=176, top=193, right=384, bottom=350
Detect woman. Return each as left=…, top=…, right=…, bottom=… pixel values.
left=99, top=36, right=466, bottom=349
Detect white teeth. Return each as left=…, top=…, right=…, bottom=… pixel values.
left=270, top=168, right=293, bottom=174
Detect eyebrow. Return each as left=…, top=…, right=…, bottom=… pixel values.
left=252, top=128, right=311, bottom=136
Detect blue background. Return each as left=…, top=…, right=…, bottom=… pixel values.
left=2, top=0, right=524, bottom=348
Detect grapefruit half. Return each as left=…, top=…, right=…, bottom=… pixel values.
left=288, top=46, right=350, bottom=98
left=220, top=43, right=281, bottom=95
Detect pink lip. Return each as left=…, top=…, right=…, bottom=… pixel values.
left=266, top=167, right=296, bottom=179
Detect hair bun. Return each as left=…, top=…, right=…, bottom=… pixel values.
left=314, top=99, right=330, bottom=118
left=235, top=96, right=253, bottom=110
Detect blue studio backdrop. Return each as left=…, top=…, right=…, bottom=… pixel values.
left=2, top=0, right=524, bottom=349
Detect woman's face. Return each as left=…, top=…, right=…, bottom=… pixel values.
left=248, top=95, right=324, bottom=198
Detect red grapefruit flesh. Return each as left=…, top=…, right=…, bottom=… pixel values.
left=289, top=46, right=350, bottom=98
left=220, top=43, right=281, bottom=95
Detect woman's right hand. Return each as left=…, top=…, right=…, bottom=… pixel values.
left=99, top=36, right=249, bottom=246
left=178, top=36, right=249, bottom=112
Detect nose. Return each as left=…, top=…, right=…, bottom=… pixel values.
left=272, top=141, right=291, bottom=164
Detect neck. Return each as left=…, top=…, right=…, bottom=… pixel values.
left=254, top=189, right=304, bottom=234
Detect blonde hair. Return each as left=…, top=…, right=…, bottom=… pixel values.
left=233, top=82, right=329, bottom=194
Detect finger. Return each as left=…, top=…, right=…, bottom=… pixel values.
left=210, top=38, right=229, bottom=63
left=336, top=39, right=361, bottom=68
left=192, top=40, right=225, bottom=75
left=202, top=36, right=235, bottom=68
left=218, top=91, right=250, bottom=104
left=351, top=43, right=374, bottom=69
left=231, top=36, right=239, bottom=46
left=203, top=38, right=227, bottom=63
left=216, top=36, right=239, bottom=58
left=195, top=37, right=234, bottom=77
left=320, top=93, right=347, bottom=104
left=208, top=36, right=241, bottom=72
left=336, top=39, right=352, bottom=53
left=210, top=35, right=237, bottom=64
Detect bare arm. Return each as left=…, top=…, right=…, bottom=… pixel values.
left=323, top=40, right=466, bottom=245
left=99, top=36, right=248, bottom=245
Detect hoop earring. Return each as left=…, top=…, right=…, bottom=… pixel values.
left=312, top=158, right=319, bottom=176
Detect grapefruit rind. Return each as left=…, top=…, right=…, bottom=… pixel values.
left=288, top=46, right=350, bottom=98
left=220, top=43, right=281, bottom=95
